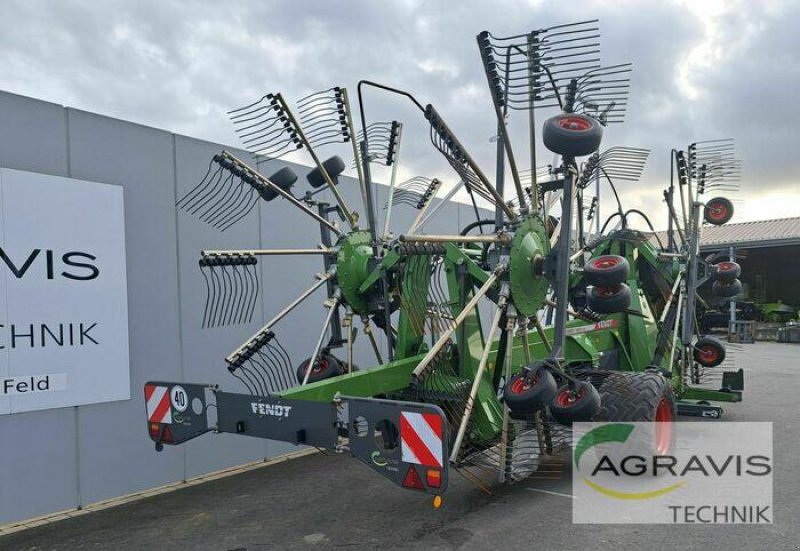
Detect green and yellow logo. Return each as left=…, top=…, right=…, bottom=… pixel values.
left=575, top=423, right=685, bottom=500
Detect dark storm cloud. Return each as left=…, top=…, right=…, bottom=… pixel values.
left=0, top=0, right=795, bottom=225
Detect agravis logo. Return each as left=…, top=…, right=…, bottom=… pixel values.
left=575, top=423, right=685, bottom=500
left=572, top=422, right=773, bottom=524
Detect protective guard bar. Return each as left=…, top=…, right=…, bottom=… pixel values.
left=143, top=382, right=448, bottom=495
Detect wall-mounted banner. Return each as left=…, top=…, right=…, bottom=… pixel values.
left=0, top=168, right=130, bottom=414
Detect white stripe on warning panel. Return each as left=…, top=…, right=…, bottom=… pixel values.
left=146, top=386, right=171, bottom=424
left=402, top=440, right=421, bottom=465
left=401, top=412, right=443, bottom=466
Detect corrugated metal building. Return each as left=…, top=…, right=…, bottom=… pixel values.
left=656, top=216, right=800, bottom=306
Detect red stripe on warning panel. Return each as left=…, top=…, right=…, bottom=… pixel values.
left=144, top=384, right=155, bottom=402
left=400, top=413, right=442, bottom=468
left=151, top=393, right=171, bottom=423
left=422, top=412, right=442, bottom=440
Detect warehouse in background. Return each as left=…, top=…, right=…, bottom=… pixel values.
left=657, top=217, right=800, bottom=341
left=0, top=89, right=474, bottom=527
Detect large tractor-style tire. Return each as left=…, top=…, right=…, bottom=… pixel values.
left=594, top=372, right=676, bottom=456
left=549, top=380, right=601, bottom=425
left=504, top=365, right=558, bottom=415
left=713, top=261, right=741, bottom=283
left=584, top=255, right=630, bottom=287
left=712, top=279, right=742, bottom=298
left=587, top=283, right=631, bottom=314
left=694, top=336, right=726, bottom=367
left=542, top=113, right=603, bottom=157
left=296, top=353, right=342, bottom=384
left=704, top=197, right=734, bottom=226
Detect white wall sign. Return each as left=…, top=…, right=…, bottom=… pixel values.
left=0, top=168, right=130, bottom=414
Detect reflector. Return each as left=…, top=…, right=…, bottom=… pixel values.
left=402, top=465, right=424, bottom=490
left=426, top=469, right=442, bottom=488
left=160, top=426, right=174, bottom=443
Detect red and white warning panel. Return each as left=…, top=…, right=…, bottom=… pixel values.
left=145, top=384, right=172, bottom=424
left=345, top=397, right=449, bottom=495
left=144, top=381, right=212, bottom=447
left=400, top=411, right=443, bottom=468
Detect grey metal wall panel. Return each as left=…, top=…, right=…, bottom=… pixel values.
left=0, top=409, right=78, bottom=523
left=0, top=91, right=68, bottom=176
left=66, top=109, right=185, bottom=505
left=174, top=136, right=270, bottom=477
left=0, top=92, right=78, bottom=524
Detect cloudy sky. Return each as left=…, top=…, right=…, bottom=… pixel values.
left=1, top=0, right=796, bottom=228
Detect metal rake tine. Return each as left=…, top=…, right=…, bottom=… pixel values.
left=228, top=264, right=245, bottom=326
left=219, top=265, right=235, bottom=326
left=240, top=362, right=269, bottom=396
left=239, top=260, right=257, bottom=325
left=235, top=263, right=252, bottom=325
left=186, top=170, right=234, bottom=218
left=200, top=263, right=212, bottom=328
left=206, top=265, right=222, bottom=328
left=204, top=176, right=252, bottom=229
left=176, top=159, right=217, bottom=209
left=216, top=188, right=260, bottom=232
left=212, top=263, right=229, bottom=328
left=206, top=180, right=251, bottom=229
left=249, top=351, right=279, bottom=394
left=197, top=172, right=240, bottom=224
left=178, top=164, right=225, bottom=213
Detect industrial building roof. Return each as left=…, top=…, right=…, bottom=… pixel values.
left=653, top=216, right=800, bottom=250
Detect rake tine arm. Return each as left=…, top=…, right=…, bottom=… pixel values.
left=272, top=95, right=358, bottom=231
left=301, top=292, right=342, bottom=386
left=225, top=271, right=334, bottom=365
left=412, top=263, right=507, bottom=379
left=218, top=151, right=342, bottom=236
left=450, top=285, right=508, bottom=462
left=202, top=248, right=335, bottom=257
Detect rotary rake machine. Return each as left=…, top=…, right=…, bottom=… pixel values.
left=145, top=20, right=744, bottom=502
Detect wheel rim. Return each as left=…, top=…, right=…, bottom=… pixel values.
left=510, top=370, right=539, bottom=394
left=698, top=345, right=719, bottom=364
left=303, top=358, right=329, bottom=377
left=555, top=387, right=584, bottom=407
left=708, top=202, right=728, bottom=221
left=592, top=257, right=618, bottom=270
left=557, top=116, right=592, bottom=131
left=655, top=398, right=674, bottom=455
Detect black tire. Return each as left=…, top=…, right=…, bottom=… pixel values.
left=306, top=155, right=346, bottom=188
left=694, top=336, right=726, bottom=367
left=712, top=279, right=742, bottom=298
left=713, top=261, right=741, bottom=283
left=587, top=283, right=631, bottom=314
left=261, top=166, right=298, bottom=201
left=549, top=381, right=601, bottom=425
left=704, top=197, right=734, bottom=225
left=594, top=371, right=676, bottom=456
left=296, top=354, right=342, bottom=384
left=584, top=255, right=630, bottom=287
left=503, top=366, right=558, bottom=415
left=542, top=113, right=603, bottom=157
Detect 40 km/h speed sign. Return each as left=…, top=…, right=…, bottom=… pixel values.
left=170, top=385, right=188, bottom=413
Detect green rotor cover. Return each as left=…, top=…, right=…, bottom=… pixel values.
left=509, top=215, right=550, bottom=317
left=336, top=231, right=375, bottom=314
